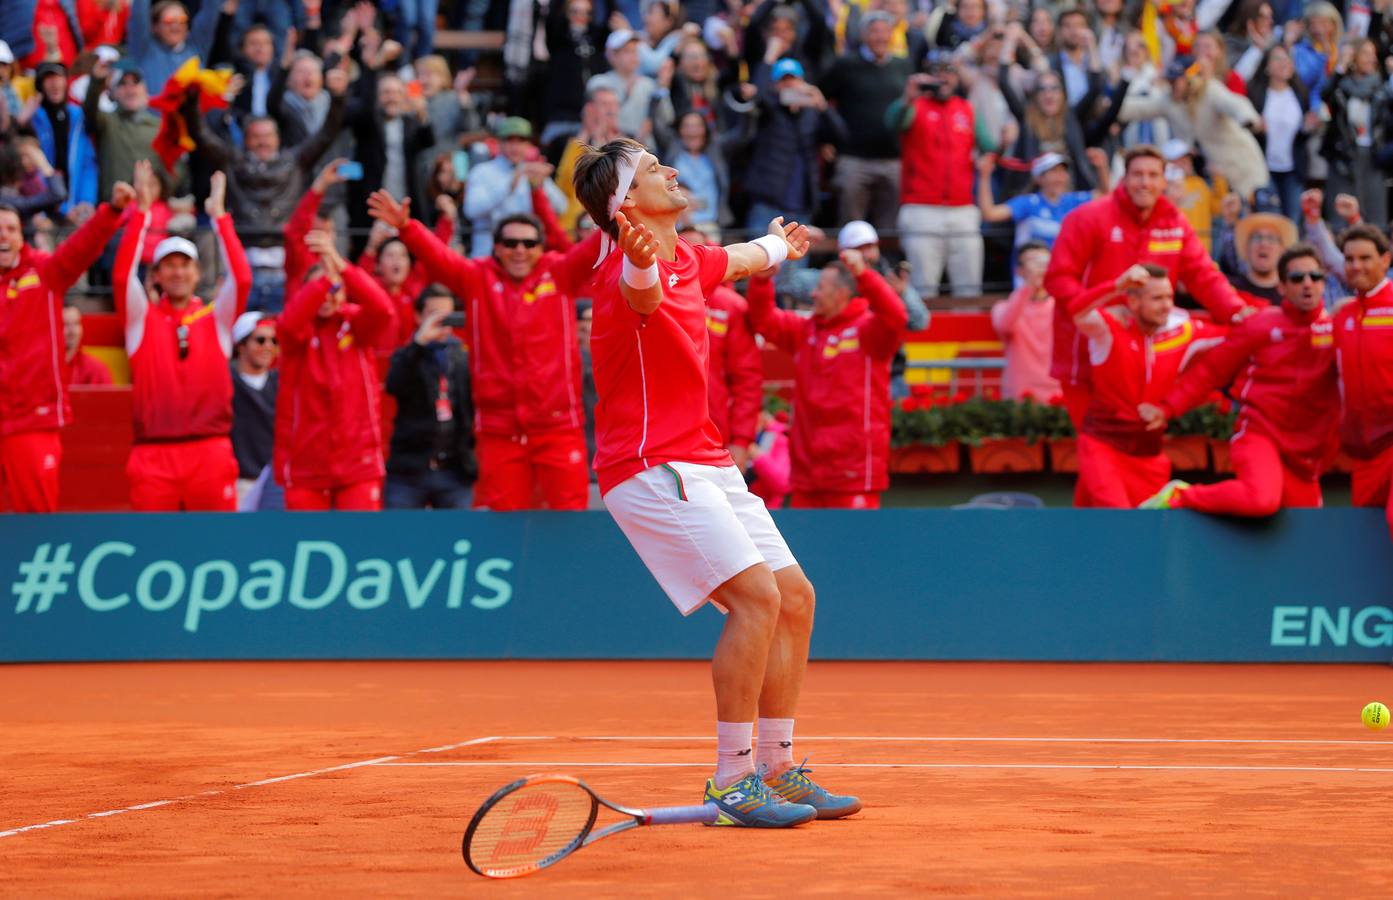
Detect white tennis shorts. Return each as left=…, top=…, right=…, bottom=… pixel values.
left=603, top=462, right=798, bottom=616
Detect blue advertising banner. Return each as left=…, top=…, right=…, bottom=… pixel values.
left=2, top=510, right=1390, bottom=663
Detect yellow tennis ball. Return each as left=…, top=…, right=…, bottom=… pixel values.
left=1362, top=702, right=1390, bottom=731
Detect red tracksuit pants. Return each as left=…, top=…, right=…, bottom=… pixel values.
left=474, top=428, right=589, bottom=511
left=1177, top=431, right=1322, bottom=516
left=789, top=491, right=882, bottom=509
left=284, top=480, right=383, bottom=511
left=1075, top=432, right=1172, bottom=508
left=0, top=430, right=61, bottom=513
left=127, top=437, right=238, bottom=511
left=1351, top=444, right=1393, bottom=544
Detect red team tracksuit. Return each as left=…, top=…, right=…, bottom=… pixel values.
left=1043, top=185, right=1246, bottom=429
left=275, top=265, right=396, bottom=510
left=705, top=284, right=763, bottom=451
left=1334, top=279, right=1393, bottom=541
left=396, top=214, right=598, bottom=510
left=1162, top=302, right=1338, bottom=513
left=748, top=269, right=908, bottom=509
left=1069, top=283, right=1221, bottom=507
left=0, top=203, right=122, bottom=511
left=116, top=211, right=251, bottom=511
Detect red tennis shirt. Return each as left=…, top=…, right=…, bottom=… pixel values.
left=590, top=239, right=735, bottom=494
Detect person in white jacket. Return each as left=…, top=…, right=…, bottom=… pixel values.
left=1118, top=57, right=1268, bottom=200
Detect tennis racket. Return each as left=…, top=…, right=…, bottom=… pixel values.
left=461, top=774, right=718, bottom=878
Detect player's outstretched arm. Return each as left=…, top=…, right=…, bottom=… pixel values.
left=617, top=211, right=664, bottom=315
left=723, top=216, right=811, bottom=283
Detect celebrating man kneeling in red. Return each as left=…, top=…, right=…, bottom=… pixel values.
left=747, top=249, right=908, bottom=509
left=274, top=231, right=396, bottom=510
left=1137, top=244, right=1338, bottom=512
left=1070, top=263, right=1221, bottom=508
left=117, top=163, right=251, bottom=511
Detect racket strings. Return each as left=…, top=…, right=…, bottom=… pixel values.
left=468, top=782, right=594, bottom=873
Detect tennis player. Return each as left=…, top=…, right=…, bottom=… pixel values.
left=573, top=138, right=860, bottom=827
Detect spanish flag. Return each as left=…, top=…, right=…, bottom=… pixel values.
left=149, top=57, right=234, bottom=173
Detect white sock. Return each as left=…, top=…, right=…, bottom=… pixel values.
left=715, top=721, right=755, bottom=788
left=756, top=717, right=795, bottom=773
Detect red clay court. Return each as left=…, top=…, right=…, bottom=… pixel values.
left=3, top=660, right=1391, bottom=895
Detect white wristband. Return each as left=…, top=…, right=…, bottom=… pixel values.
left=622, top=256, right=659, bottom=289
left=752, top=234, right=789, bottom=269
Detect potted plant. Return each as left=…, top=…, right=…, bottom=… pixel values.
left=1165, top=402, right=1234, bottom=472
left=890, top=389, right=962, bottom=473
left=959, top=395, right=1061, bottom=473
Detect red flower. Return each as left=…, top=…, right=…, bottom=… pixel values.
left=917, top=396, right=936, bottom=411
left=1047, top=393, right=1065, bottom=407
left=1020, top=390, right=1036, bottom=403
left=953, top=390, right=971, bottom=404
left=985, top=386, right=1001, bottom=401
left=899, top=397, right=917, bottom=413
left=1217, top=396, right=1233, bottom=413
left=910, top=383, right=932, bottom=397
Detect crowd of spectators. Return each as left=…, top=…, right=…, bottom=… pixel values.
left=0, top=0, right=1392, bottom=524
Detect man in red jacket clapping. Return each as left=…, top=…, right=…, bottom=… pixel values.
left=0, top=181, right=131, bottom=512
left=747, top=249, right=908, bottom=509
left=274, top=231, right=397, bottom=511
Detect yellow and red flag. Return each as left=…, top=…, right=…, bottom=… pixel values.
left=148, top=57, right=234, bottom=173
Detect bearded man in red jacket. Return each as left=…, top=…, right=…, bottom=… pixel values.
left=747, top=249, right=908, bottom=509
left=1044, top=145, right=1248, bottom=430
left=1331, top=224, right=1393, bottom=543
left=0, top=181, right=132, bottom=511
left=367, top=185, right=600, bottom=511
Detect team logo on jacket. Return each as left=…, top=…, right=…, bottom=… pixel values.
left=16, top=272, right=40, bottom=290
left=1110, top=227, right=1123, bottom=242
left=1363, top=307, right=1393, bottom=327
left=524, top=280, right=557, bottom=304
left=707, top=309, right=730, bottom=336
left=1310, top=321, right=1333, bottom=347
left=1270, top=326, right=1284, bottom=343
left=338, top=333, right=355, bottom=350
left=821, top=328, right=860, bottom=359
left=668, top=273, right=679, bottom=288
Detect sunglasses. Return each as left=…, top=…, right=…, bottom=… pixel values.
left=1285, top=271, right=1322, bottom=283
left=250, top=335, right=277, bottom=345
left=498, top=238, right=541, bottom=249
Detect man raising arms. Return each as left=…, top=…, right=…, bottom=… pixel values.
left=572, top=138, right=859, bottom=827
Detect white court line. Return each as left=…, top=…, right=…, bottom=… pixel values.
left=490, top=735, right=1393, bottom=747
left=0, top=736, right=501, bottom=841
left=372, top=761, right=1393, bottom=775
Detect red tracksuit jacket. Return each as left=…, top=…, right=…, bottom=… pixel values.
left=274, top=265, right=396, bottom=490
left=396, top=218, right=599, bottom=439
left=705, top=284, right=763, bottom=447
left=115, top=211, right=251, bottom=443
left=1070, top=287, right=1223, bottom=456
left=1044, top=185, right=1245, bottom=387
left=748, top=269, right=908, bottom=493
left=1163, top=302, right=1338, bottom=480
left=899, top=94, right=975, bottom=207
left=1334, top=279, right=1393, bottom=460
left=0, top=203, right=122, bottom=436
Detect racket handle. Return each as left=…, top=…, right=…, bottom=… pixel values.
left=644, top=803, right=718, bottom=826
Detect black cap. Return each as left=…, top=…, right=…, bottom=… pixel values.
left=35, top=61, right=66, bottom=83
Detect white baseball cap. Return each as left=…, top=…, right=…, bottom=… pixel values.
left=838, top=220, right=878, bottom=250
left=232, top=311, right=269, bottom=345
left=1030, top=152, right=1069, bottom=178
left=93, top=45, right=122, bottom=64
left=1161, top=138, right=1193, bottom=162
left=605, top=29, right=642, bottom=52
left=153, top=236, right=199, bottom=266
left=0, top=41, right=13, bottom=65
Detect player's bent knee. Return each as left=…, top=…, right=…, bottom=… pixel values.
left=714, top=564, right=781, bottom=625
left=774, top=569, right=816, bottom=628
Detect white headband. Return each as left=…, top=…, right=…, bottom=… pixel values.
left=595, top=147, right=645, bottom=268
